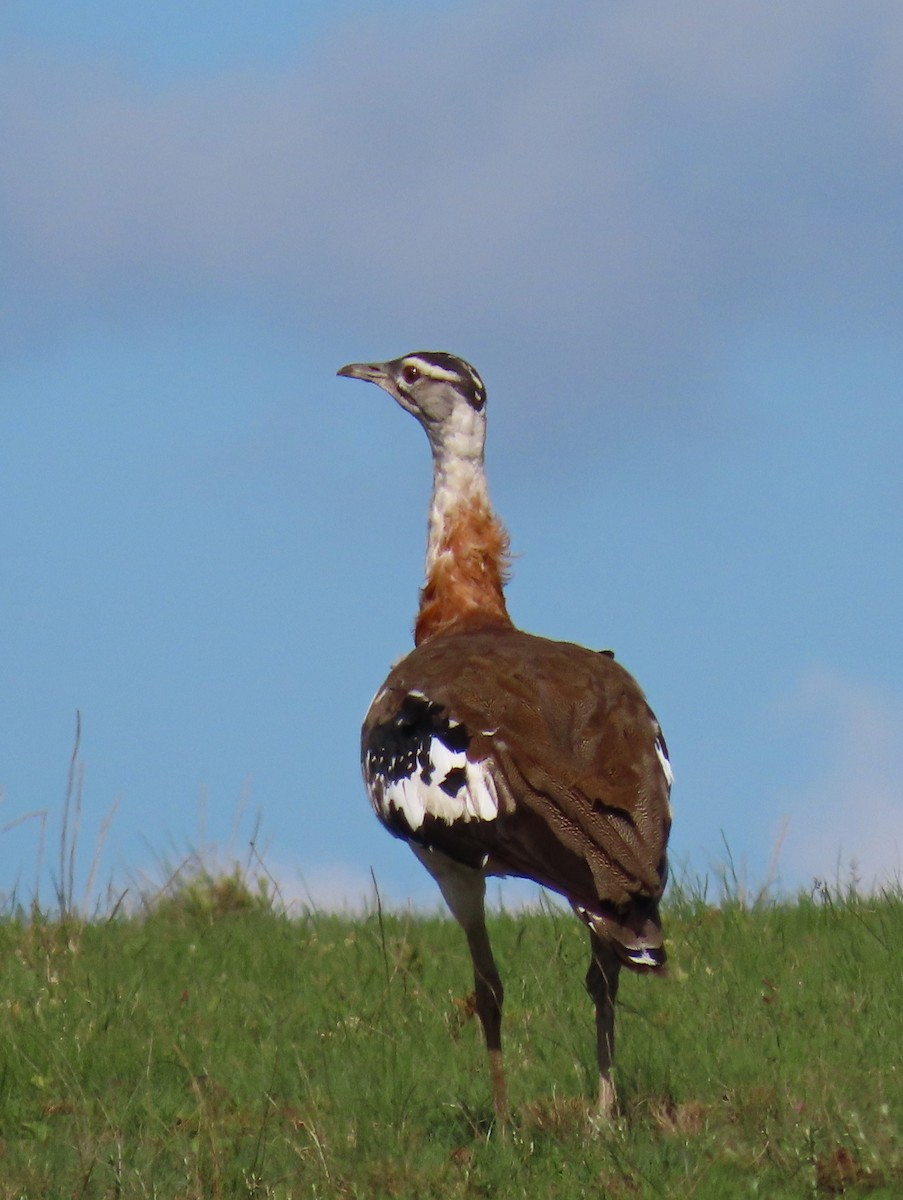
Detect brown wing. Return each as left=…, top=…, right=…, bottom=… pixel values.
left=362, top=627, right=671, bottom=970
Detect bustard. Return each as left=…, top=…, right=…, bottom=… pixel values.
left=338, top=351, right=671, bottom=1122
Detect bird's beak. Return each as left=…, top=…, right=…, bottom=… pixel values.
left=336, top=361, right=387, bottom=384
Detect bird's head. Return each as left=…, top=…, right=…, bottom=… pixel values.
left=337, top=351, right=487, bottom=461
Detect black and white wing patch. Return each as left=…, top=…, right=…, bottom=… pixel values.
left=653, top=723, right=673, bottom=794
left=362, top=691, right=501, bottom=838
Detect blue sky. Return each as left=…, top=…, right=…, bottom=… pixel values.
left=2, top=2, right=902, bottom=912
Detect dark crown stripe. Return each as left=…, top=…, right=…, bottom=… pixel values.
left=405, top=351, right=486, bottom=411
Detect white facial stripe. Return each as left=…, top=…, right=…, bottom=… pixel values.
left=367, top=736, right=500, bottom=830
left=402, top=357, right=462, bottom=386
left=462, top=364, right=484, bottom=396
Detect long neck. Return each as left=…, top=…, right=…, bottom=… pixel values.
left=414, top=450, right=513, bottom=645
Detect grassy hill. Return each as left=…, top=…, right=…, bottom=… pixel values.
left=0, top=878, right=901, bottom=1198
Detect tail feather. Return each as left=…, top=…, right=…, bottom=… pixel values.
left=575, top=903, right=667, bottom=974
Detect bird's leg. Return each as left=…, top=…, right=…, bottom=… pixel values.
left=462, top=911, right=507, bottom=1123
left=586, top=931, right=622, bottom=1119
left=410, top=846, right=508, bottom=1124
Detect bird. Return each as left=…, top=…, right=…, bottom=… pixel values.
left=337, top=350, right=671, bottom=1124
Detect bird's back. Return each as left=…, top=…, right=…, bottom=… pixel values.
left=362, top=626, right=671, bottom=969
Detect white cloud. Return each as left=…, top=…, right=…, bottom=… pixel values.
left=261, top=858, right=561, bottom=915
left=122, top=850, right=435, bottom=917
left=3, top=0, right=903, bottom=389
left=774, top=669, right=903, bottom=890
left=274, top=863, right=376, bottom=913
left=265, top=860, right=411, bottom=914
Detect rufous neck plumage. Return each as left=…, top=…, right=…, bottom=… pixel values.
left=414, top=440, right=513, bottom=645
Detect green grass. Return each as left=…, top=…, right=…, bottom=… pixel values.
left=0, top=881, right=901, bottom=1198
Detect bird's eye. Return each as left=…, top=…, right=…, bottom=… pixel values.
left=401, top=364, right=420, bottom=385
